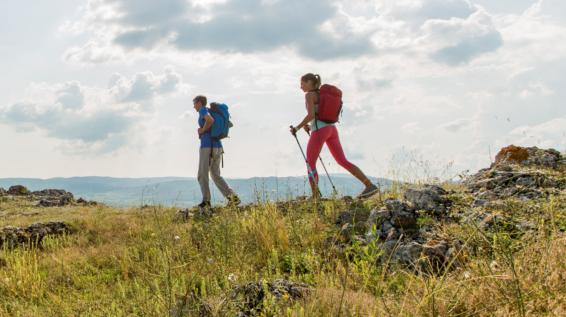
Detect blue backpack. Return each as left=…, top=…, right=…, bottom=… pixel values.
left=208, top=102, right=232, bottom=140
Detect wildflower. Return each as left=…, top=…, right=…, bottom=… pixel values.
left=463, top=271, right=471, bottom=279
left=174, top=235, right=180, bottom=241
left=228, top=273, right=237, bottom=282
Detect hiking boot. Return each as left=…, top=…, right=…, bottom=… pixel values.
left=227, top=195, right=241, bottom=206
left=198, top=201, right=211, bottom=209
left=358, top=184, right=379, bottom=199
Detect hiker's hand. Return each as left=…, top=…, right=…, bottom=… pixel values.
left=289, top=126, right=297, bottom=136
left=198, top=127, right=204, bottom=135
left=303, top=125, right=310, bottom=134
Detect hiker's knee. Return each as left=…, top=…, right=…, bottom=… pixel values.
left=336, top=158, right=355, bottom=171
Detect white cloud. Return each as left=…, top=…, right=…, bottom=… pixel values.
left=387, top=0, right=475, bottom=28
left=109, top=67, right=186, bottom=104
left=519, top=81, right=554, bottom=99
left=423, top=9, right=503, bottom=65
left=64, top=40, right=125, bottom=64
left=0, top=68, right=186, bottom=154
left=56, top=81, right=85, bottom=109
left=500, top=117, right=566, bottom=150
left=64, top=0, right=376, bottom=62
left=441, top=118, right=472, bottom=132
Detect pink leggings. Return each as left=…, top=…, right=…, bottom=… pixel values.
left=306, top=125, right=356, bottom=184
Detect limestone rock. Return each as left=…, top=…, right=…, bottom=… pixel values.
left=494, top=145, right=563, bottom=169
left=404, top=185, right=451, bottom=215
left=7, top=185, right=29, bottom=196
left=33, top=189, right=75, bottom=207
left=0, top=221, right=73, bottom=249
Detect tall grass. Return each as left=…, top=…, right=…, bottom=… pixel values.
left=0, top=192, right=564, bottom=316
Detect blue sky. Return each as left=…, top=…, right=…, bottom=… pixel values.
left=0, top=0, right=565, bottom=179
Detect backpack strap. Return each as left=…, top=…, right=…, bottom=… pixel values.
left=312, top=89, right=320, bottom=130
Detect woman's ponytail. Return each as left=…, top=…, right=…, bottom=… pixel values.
left=314, top=74, right=321, bottom=90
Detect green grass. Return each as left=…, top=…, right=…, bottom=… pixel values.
left=0, top=191, right=565, bottom=316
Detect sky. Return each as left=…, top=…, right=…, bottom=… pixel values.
left=0, top=0, right=565, bottom=180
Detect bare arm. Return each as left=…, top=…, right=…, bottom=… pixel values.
left=291, top=92, right=317, bottom=134
left=198, top=114, right=214, bottom=135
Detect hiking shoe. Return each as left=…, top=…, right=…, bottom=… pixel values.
left=227, top=195, right=241, bottom=206
left=198, top=201, right=211, bottom=209
left=358, top=184, right=379, bottom=199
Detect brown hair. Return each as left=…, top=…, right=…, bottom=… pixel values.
left=192, top=95, right=207, bottom=106
left=301, top=73, right=321, bottom=90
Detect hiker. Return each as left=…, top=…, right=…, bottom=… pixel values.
left=193, top=95, right=240, bottom=208
left=290, top=73, right=379, bottom=199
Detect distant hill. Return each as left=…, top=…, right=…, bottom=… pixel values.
left=0, top=175, right=392, bottom=207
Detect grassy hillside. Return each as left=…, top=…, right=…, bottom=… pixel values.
left=0, top=147, right=564, bottom=316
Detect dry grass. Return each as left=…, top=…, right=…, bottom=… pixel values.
left=0, top=193, right=564, bottom=316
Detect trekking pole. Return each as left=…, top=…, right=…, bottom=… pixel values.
left=306, top=130, right=339, bottom=196
left=290, top=126, right=320, bottom=196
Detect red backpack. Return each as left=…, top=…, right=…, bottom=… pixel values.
left=317, top=84, right=342, bottom=123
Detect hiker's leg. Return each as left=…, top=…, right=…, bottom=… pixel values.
left=326, top=126, right=372, bottom=187
left=306, top=129, right=328, bottom=195
left=198, top=148, right=212, bottom=202
left=209, top=148, right=235, bottom=198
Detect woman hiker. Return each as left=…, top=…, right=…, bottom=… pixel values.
left=290, top=73, right=379, bottom=199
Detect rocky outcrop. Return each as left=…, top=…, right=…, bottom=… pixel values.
left=333, top=195, right=462, bottom=273
left=494, top=145, right=564, bottom=169
left=0, top=221, right=74, bottom=249
left=33, top=189, right=75, bottom=207
left=76, top=197, right=98, bottom=206
left=403, top=185, right=452, bottom=216
left=231, top=279, right=310, bottom=316
left=366, top=199, right=418, bottom=242
left=0, top=187, right=6, bottom=196
left=7, top=185, right=29, bottom=196
left=465, top=146, right=565, bottom=204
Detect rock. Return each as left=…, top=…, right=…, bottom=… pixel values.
left=403, top=185, right=451, bottom=215
left=391, top=242, right=423, bottom=266
left=366, top=208, right=390, bottom=229
left=383, top=198, right=409, bottom=213
left=464, top=162, right=561, bottom=202
left=0, top=187, right=6, bottom=196
left=232, top=279, right=310, bottom=315
left=494, top=145, right=563, bottom=169
left=391, top=210, right=417, bottom=229
left=335, top=211, right=354, bottom=225
left=33, top=189, right=74, bottom=207
left=495, top=145, right=530, bottom=165
left=7, top=185, right=29, bottom=196
left=422, top=240, right=449, bottom=270
left=76, top=197, right=98, bottom=206
left=0, top=221, right=73, bottom=249
left=365, top=200, right=419, bottom=242
left=381, top=239, right=462, bottom=273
